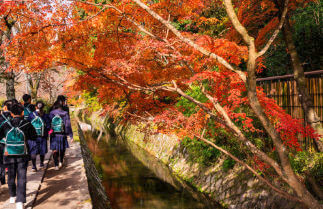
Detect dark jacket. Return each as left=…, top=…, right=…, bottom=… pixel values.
left=49, top=105, right=70, bottom=116
left=24, top=103, right=36, bottom=112
left=0, top=111, right=12, bottom=165
left=49, top=109, right=73, bottom=138
left=0, top=111, right=12, bottom=127
left=0, top=117, right=37, bottom=164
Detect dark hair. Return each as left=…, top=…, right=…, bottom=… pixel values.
left=22, top=94, right=31, bottom=103
left=11, top=99, right=19, bottom=105
left=52, top=101, right=63, bottom=110
left=57, top=95, right=66, bottom=102
left=10, top=103, right=24, bottom=116
left=3, top=100, right=13, bottom=111
left=36, top=101, right=45, bottom=110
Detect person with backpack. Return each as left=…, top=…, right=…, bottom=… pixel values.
left=49, top=95, right=70, bottom=115
left=28, top=101, right=50, bottom=172
left=0, top=103, right=37, bottom=209
left=22, top=94, right=35, bottom=120
left=49, top=101, right=73, bottom=170
left=0, top=100, right=14, bottom=186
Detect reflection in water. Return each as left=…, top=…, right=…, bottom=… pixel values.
left=84, top=132, right=222, bottom=209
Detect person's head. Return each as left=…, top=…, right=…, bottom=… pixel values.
left=36, top=101, right=45, bottom=111
left=11, top=99, right=19, bottom=105
left=56, top=95, right=67, bottom=106
left=22, top=94, right=31, bottom=104
left=52, top=101, right=63, bottom=110
left=2, top=100, right=13, bottom=112
left=10, top=103, right=24, bottom=117
left=57, top=95, right=66, bottom=102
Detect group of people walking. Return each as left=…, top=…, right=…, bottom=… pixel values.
left=0, top=94, right=73, bottom=209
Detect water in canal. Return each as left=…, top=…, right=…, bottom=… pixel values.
left=84, top=131, right=222, bottom=209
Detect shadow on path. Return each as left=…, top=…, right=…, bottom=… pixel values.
left=33, top=157, right=82, bottom=208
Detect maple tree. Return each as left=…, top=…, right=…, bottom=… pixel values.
left=2, top=0, right=322, bottom=208
left=225, top=0, right=323, bottom=152
left=0, top=0, right=59, bottom=99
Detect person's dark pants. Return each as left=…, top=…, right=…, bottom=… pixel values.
left=31, top=154, right=45, bottom=169
left=7, top=161, right=28, bottom=203
left=40, top=155, right=45, bottom=166
left=0, top=144, right=5, bottom=185
left=53, top=150, right=65, bottom=166
left=0, top=166, right=5, bottom=185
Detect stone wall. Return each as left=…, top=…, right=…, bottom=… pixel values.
left=111, top=122, right=302, bottom=209
left=79, top=110, right=302, bottom=209
left=78, top=124, right=112, bottom=209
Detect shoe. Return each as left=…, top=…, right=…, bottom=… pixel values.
left=59, top=162, right=63, bottom=168
left=9, top=196, right=16, bottom=204
left=16, top=202, right=24, bottom=209
left=40, top=163, right=44, bottom=168
left=31, top=167, right=37, bottom=172
left=54, top=166, right=59, bottom=171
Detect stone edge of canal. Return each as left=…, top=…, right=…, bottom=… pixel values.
left=77, top=122, right=222, bottom=209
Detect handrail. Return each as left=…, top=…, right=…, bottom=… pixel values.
left=256, top=70, right=323, bottom=82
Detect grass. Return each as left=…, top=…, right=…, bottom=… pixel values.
left=70, top=112, right=80, bottom=142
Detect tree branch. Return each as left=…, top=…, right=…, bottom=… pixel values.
left=195, top=132, right=300, bottom=202
left=132, top=0, right=246, bottom=82
left=223, top=0, right=253, bottom=46
left=257, top=0, right=289, bottom=57
left=199, top=84, right=287, bottom=182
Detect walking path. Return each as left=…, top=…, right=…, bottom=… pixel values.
left=0, top=153, right=51, bottom=209
left=0, top=140, right=92, bottom=209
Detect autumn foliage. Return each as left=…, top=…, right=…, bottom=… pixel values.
left=2, top=0, right=319, bottom=154
left=1, top=0, right=322, bottom=207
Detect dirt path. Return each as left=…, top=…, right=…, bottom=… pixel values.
left=33, top=140, right=91, bottom=209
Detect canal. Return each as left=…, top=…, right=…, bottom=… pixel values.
left=83, top=130, right=223, bottom=209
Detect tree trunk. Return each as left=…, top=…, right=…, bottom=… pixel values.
left=5, top=70, right=15, bottom=100
left=30, top=86, right=38, bottom=100
left=222, top=0, right=322, bottom=206
left=246, top=42, right=321, bottom=209
left=25, top=72, right=41, bottom=100
left=282, top=19, right=323, bottom=152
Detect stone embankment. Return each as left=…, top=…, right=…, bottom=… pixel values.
left=82, top=111, right=301, bottom=209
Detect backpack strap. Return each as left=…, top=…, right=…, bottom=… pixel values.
left=19, top=120, right=29, bottom=129
left=25, top=104, right=30, bottom=111
left=0, top=114, right=9, bottom=128
left=3, top=117, right=13, bottom=129
left=1, top=113, right=7, bottom=120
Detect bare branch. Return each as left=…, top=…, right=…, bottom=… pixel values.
left=223, top=0, right=253, bottom=46
left=257, top=0, right=289, bottom=57
left=165, top=14, right=170, bottom=40
left=195, top=132, right=300, bottom=202
left=199, top=85, right=287, bottom=182
left=132, top=0, right=246, bottom=82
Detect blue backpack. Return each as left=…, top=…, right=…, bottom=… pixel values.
left=31, top=112, right=45, bottom=137
left=24, top=104, right=32, bottom=120
left=51, top=115, right=65, bottom=133
left=3, top=121, right=28, bottom=156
